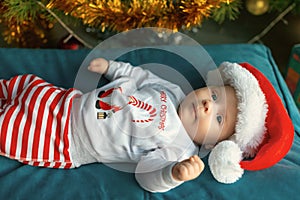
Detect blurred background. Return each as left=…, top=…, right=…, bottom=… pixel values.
left=0, top=0, right=299, bottom=75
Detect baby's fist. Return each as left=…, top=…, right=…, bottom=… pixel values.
left=172, top=155, right=204, bottom=181
left=88, top=58, right=109, bottom=74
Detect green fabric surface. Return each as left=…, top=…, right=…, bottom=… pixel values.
left=0, top=44, right=299, bottom=199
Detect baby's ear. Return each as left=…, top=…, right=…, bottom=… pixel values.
left=204, top=144, right=215, bottom=150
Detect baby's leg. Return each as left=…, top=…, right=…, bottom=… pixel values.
left=0, top=75, right=37, bottom=110
left=0, top=74, right=41, bottom=101
left=0, top=78, right=9, bottom=108
left=0, top=74, right=79, bottom=169
left=0, top=74, right=50, bottom=158
left=21, top=161, right=74, bottom=169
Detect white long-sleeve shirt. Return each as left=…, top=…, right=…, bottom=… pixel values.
left=70, top=61, right=199, bottom=192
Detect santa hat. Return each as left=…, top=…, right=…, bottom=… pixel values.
left=206, top=62, right=294, bottom=184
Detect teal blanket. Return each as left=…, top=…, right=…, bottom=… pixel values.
left=0, top=44, right=299, bottom=199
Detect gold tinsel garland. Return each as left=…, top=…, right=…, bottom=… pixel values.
left=1, top=16, right=53, bottom=48
left=0, top=0, right=234, bottom=47
left=48, top=0, right=233, bottom=32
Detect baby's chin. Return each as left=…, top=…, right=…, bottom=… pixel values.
left=183, top=125, right=200, bottom=142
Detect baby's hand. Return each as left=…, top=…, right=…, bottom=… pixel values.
left=88, top=58, right=109, bottom=74
left=172, top=155, right=204, bottom=182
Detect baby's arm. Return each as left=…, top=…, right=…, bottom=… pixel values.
left=88, top=58, right=151, bottom=83
left=87, top=58, right=183, bottom=96
left=172, top=155, right=204, bottom=181
left=135, top=153, right=204, bottom=193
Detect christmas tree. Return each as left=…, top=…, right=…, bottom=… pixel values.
left=0, top=0, right=299, bottom=48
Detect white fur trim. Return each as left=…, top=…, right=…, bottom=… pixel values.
left=207, top=62, right=268, bottom=157
left=208, top=141, right=244, bottom=184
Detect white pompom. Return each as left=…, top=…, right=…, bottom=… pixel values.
left=208, top=140, right=244, bottom=184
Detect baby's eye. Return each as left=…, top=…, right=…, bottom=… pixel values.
left=216, top=115, right=223, bottom=124
left=211, top=92, right=217, bottom=101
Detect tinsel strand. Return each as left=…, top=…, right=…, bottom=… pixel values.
left=48, top=0, right=233, bottom=32
left=0, top=0, right=237, bottom=47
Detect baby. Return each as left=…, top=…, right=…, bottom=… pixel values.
left=0, top=58, right=292, bottom=192
left=87, top=58, right=238, bottom=183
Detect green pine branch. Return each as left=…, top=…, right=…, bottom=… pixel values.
left=269, top=0, right=294, bottom=12
left=2, top=0, right=45, bottom=23
left=269, top=0, right=300, bottom=14
left=211, top=0, right=242, bottom=24
left=1, top=0, right=86, bottom=29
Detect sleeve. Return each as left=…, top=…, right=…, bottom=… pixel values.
left=134, top=148, right=185, bottom=193
left=105, top=60, right=182, bottom=93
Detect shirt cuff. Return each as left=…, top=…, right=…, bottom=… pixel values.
left=105, top=60, right=119, bottom=80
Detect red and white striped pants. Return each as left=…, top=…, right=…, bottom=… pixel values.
left=0, top=74, right=81, bottom=169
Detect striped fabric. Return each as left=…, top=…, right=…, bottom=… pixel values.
left=0, top=74, right=81, bottom=169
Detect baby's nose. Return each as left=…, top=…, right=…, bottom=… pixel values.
left=202, top=99, right=212, bottom=114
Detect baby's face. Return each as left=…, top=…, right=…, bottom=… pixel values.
left=178, top=86, right=238, bottom=146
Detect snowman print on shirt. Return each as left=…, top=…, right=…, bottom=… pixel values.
left=95, top=87, right=157, bottom=123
